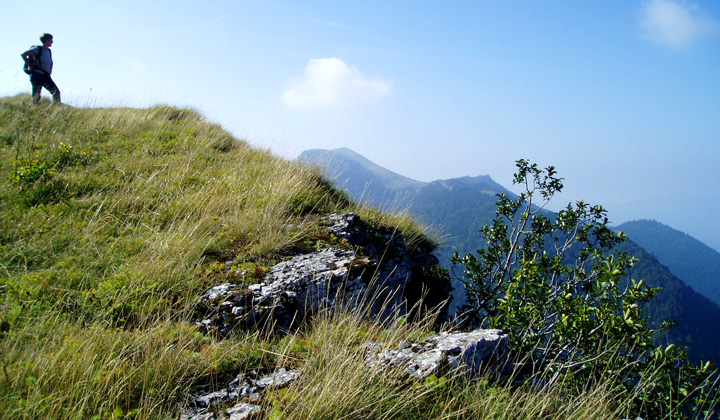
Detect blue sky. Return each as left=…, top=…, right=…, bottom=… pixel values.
left=2, top=0, right=719, bottom=251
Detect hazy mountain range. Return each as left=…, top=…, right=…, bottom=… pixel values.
left=299, top=148, right=508, bottom=262
left=615, top=219, right=720, bottom=307
left=299, top=147, right=720, bottom=363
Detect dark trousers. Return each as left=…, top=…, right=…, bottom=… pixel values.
left=30, top=72, right=61, bottom=104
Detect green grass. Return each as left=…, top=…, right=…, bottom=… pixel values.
left=0, top=94, right=646, bottom=419
left=244, top=308, right=627, bottom=420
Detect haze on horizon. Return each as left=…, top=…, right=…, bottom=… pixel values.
left=2, top=0, right=719, bottom=251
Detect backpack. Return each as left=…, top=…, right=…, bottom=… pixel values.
left=23, top=46, right=43, bottom=75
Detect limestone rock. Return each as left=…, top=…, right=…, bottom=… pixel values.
left=197, top=213, right=451, bottom=335
left=185, top=368, right=300, bottom=419
left=366, top=329, right=509, bottom=380
left=197, top=247, right=370, bottom=335
left=180, top=412, right=215, bottom=420
left=226, top=403, right=261, bottom=420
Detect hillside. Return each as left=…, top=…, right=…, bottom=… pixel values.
left=617, top=240, right=720, bottom=363
left=302, top=147, right=720, bottom=364
left=0, top=95, right=440, bottom=419
left=2, top=95, right=715, bottom=419
left=616, top=219, right=720, bottom=306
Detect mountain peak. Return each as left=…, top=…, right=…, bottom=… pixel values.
left=298, top=148, right=426, bottom=207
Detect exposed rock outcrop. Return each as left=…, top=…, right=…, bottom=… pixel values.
left=364, top=329, right=509, bottom=380
left=183, top=330, right=509, bottom=419
left=196, top=213, right=451, bottom=335
left=182, top=368, right=300, bottom=420
left=185, top=213, right=463, bottom=419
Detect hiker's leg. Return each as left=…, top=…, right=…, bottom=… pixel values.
left=30, top=74, right=42, bottom=104
left=44, top=77, right=61, bottom=104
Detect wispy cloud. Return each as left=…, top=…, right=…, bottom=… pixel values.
left=205, top=15, right=226, bottom=25
left=300, top=17, right=352, bottom=31
left=640, top=0, right=719, bottom=49
left=282, top=58, right=391, bottom=110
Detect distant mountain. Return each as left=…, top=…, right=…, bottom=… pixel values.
left=616, top=219, right=720, bottom=306
left=617, top=239, right=720, bottom=363
left=299, top=148, right=508, bottom=310
left=299, top=148, right=426, bottom=210
left=299, top=148, right=510, bottom=262
left=407, top=176, right=511, bottom=262
left=300, top=147, right=720, bottom=363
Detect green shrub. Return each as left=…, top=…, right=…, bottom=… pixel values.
left=453, top=159, right=719, bottom=418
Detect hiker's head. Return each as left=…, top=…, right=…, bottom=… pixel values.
left=40, top=33, right=54, bottom=46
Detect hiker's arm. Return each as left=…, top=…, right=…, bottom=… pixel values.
left=21, top=49, right=37, bottom=64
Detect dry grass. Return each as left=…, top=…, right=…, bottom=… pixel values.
left=257, top=307, right=624, bottom=420
left=0, top=94, right=353, bottom=419
left=0, top=94, right=629, bottom=419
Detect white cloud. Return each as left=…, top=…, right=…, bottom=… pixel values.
left=641, top=0, right=719, bottom=49
left=282, top=58, right=391, bottom=110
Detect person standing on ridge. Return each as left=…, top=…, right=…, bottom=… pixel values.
left=21, top=33, right=61, bottom=105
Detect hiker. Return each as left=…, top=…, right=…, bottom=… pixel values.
left=21, top=33, right=61, bottom=105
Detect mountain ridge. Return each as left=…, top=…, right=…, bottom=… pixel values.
left=299, top=148, right=508, bottom=212
left=300, top=146, right=720, bottom=363
left=616, top=219, right=720, bottom=306
left=299, top=148, right=426, bottom=208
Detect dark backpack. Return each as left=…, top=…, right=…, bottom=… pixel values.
left=23, top=46, right=43, bottom=75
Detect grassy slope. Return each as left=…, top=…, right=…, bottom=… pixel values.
left=0, top=95, right=622, bottom=419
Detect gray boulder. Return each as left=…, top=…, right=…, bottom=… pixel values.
left=184, top=368, right=300, bottom=419
left=197, top=213, right=451, bottom=335
left=197, top=247, right=371, bottom=335
left=365, top=329, right=509, bottom=380
left=226, top=403, right=261, bottom=420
